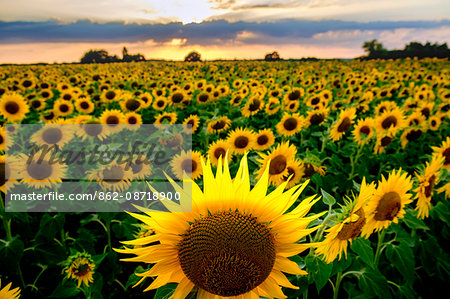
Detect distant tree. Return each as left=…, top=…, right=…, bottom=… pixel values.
left=80, top=49, right=121, bottom=64
left=184, top=51, right=202, bottom=62
left=264, top=51, right=281, bottom=61
left=122, top=47, right=128, bottom=58
left=362, top=39, right=387, bottom=59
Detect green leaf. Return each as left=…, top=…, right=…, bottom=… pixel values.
left=358, top=267, right=391, bottom=299
left=321, top=188, right=336, bottom=206
left=385, top=242, right=415, bottom=282
left=305, top=254, right=334, bottom=293
left=402, top=210, right=429, bottom=230
left=49, top=279, right=81, bottom=298
left=432, top=201, right=450, bottom=226
left=154, top=283, right=178, bottom=299
left=351, top=238, right=374, bottom=268
left=0, top=236, right=24, bottom=268
left=92, top=253, right=108, bottom=266
left=125, top=265, right=145, bottom=290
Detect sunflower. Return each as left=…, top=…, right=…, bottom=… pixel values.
left=76, top=120, right=108, bottom=141
left=88, top=163, right=132, bottom=192
left=375, top=107, right=405, bottom=135
left=303, top=163, right=326, bottom=178
left=169, top=91, right=189, bottom=106
left=171, top=150, right=203, bottom=180
left=256, top=141, right=297, bottom=186
left=253, top=129, right=275, bottom=151
left=229, top=93, right=244, bottom=106
left=183, top=115, right=200, bottom=133
left=139, top=92, right=153, bottom=108
left=0, top=126, right=5, bottom=152
left=124, top=112, right=143, bottom=126
left=280, top=159, right=305, bottom=189
left=400, top=128, right=424, bottom=148
left=116, top=154, right=323, bottom=298
left=413, top=156, right=444, bottom=219
left=0, top=278, right=21, bottom=298
left=99, top=109, right=125, bottom=134
left=373, top=131, right=395, bottom=154
left=242, top=97, right=264, bottom=117
left=39, top=88, right=54, bottom=100
left=120, top=97, right=142, bottom=112
left=276, top=113, right=304, bottom=137
left=284, top=87, right=304, bottom=102
left=284, top=100, right=300, bottom=112
left=101, top=89, right=121, bottom=102
left=30, top=123, right=74, bottom=148
left=196, top=92, right=211, bottom=104
left=431, top=136, right=450, bottom=170
left=59, top=90, right=75, bottom=102
left=207, top=116, right=231, bottom=135
left=329, top=108, right=356, bottom=142
left=207, top=139, right=232, bottom=167
left=437, top=182, right=450, bottom=199
left=406, top=111, right=426, bottom=127
left=418, top=102, right=434, bottom=120
left=29, top=97, right=46, bottom=111
left=305, top=107, right=329, bottom=128
left=63, top=252, right=95, bottom=288
left=0, top=93, right=30, bottom=122
left=152, top=97, right=168, bottom=111
left=129, top=158, right=152, bottom=180
left=316, top=178, right=376, bottom=263
left=16, top=153, right=67, bottom=189
left=155, top=112, right=177, bottom=125
left=361, top=169, right=413, bottom=237
left=227, top=127, right=255, bottom=155
left=428, top=115, right=441, bottom=131
left=352, top=117, right=375, bottom=146
left=53, top=99, right=74, bottom=117
left=265, top=97, right=280, bottom=115
left=374, top=100, right=397, bottom=116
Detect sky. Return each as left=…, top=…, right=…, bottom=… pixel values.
left=0, top=0, right=449, bottom=63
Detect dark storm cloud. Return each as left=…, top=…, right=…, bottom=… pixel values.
left=0, top=19, right=449, bottom=45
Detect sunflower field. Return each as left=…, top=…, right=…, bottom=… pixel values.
left=0, top=58, right=449, bottom=298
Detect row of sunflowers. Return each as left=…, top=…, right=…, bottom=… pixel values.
left=0, top=58, right=449, bottom=298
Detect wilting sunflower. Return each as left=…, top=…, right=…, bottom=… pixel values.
left=183, top=115, right=200, bottom=133
left=316, top=178, right=376, bottom=263
left=155, top=112, right=178, bottom=125
left=30, top=123, right=74, bottom=148
left=207, top=139, right=232, bottom=167
left=361, top=169, right=413, bottom=237
left=53, top=99, right=74, bottom=117
left=276, top=113, right=304, bottom=137
left=0, top=93, right=30, bottom=122
left=227, top=127, right=255, bottom=155
left=0, top=278, right=21, bottom=298
left=431, top=136, right=450, bottom=170
left=16, top=153, right=67, bottom=189
left=375, top=107, right=405, bottom=135
left=63, top=252, right=95, bottom=288
left=329, top=108, right=356, bottom=142
left=253, top=129, right=275, bottom=151
left=413, top=156, right=444, bottom=219
left=116, top=155, right=323, bottom=298
left=352, top=117, right=375, bottom=146
left=256, top=142, right=297, bottom=186
left=171, top=150, right=203, bottom=180
left=206, top=116, right=231, bottom=134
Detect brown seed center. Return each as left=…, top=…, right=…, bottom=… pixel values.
left=178, top=211, right=275, bottom=297
left=234, top=136, right=249, bottom=149
left=5, top=101, right=20, bottom=114
left=283, top=117, right=298, bottom=131
left=42, top=128, right=63, bottom=144
left=27, top=161, right=52, bottom=180
left=374, top=191, right=401, bottom=221
left=269, top=155, right=287, bottom=175
left=381, top=115, right=397, bottom=129
left=337, top=117, right=351, bottom=132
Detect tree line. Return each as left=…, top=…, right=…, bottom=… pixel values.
left=361, top=40, right=450, bottom=60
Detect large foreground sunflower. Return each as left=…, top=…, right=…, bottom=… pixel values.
left=116, top=155, right=323, bottom=298
left=0, top=279, right=21, bottom=298
left=361, top=169, right=413, bottom=237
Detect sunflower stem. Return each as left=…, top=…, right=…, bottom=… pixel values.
left=333, top=272, right=342, bottom=299
left=349, top=145, right=363, bottom=180
left=374, top=229, right=386, bottom=266
left=0, top=193, right=13, bottom=241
